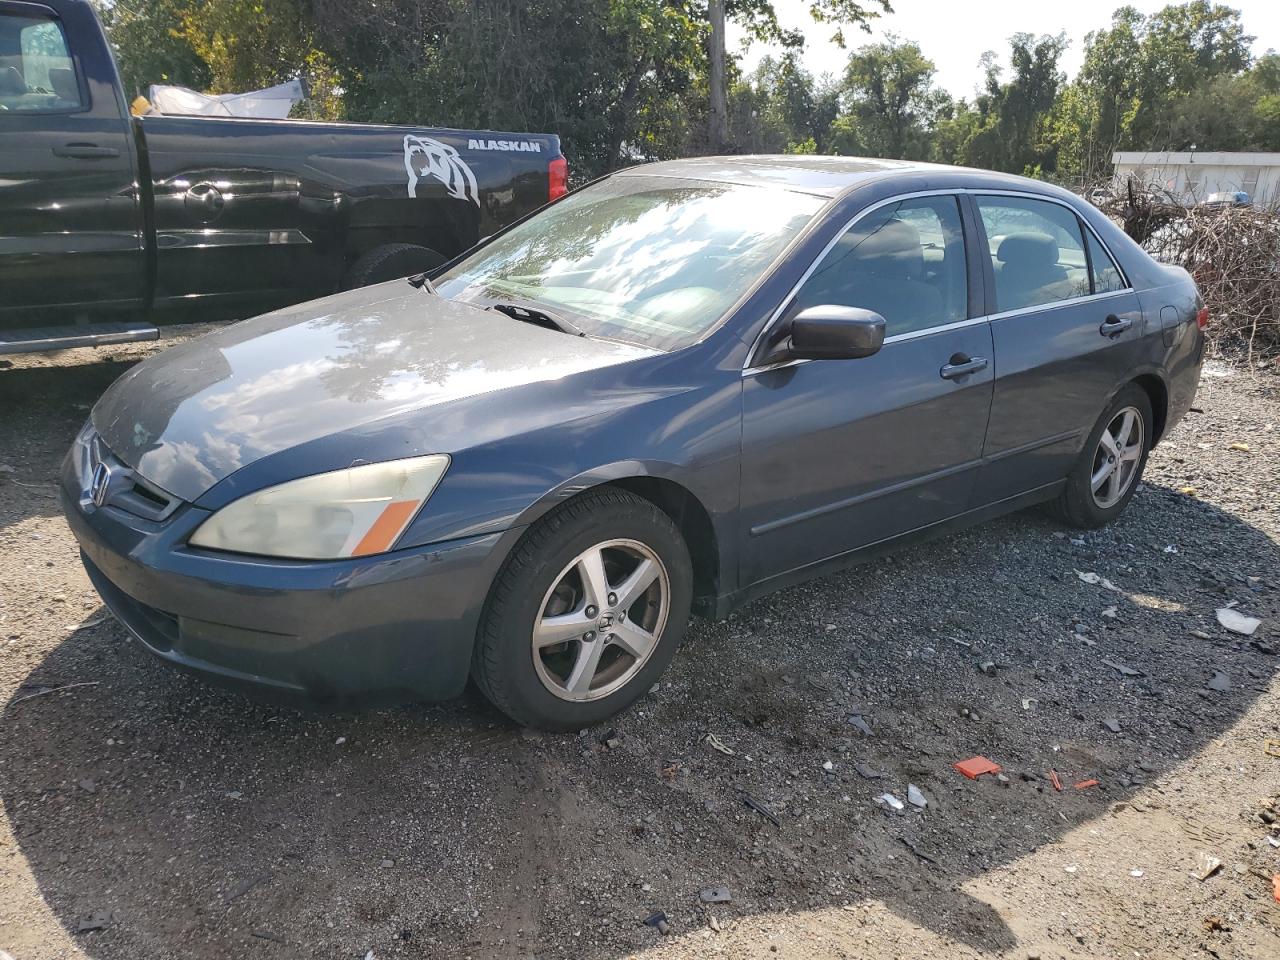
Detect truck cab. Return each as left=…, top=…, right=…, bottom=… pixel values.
left=0, top=0, right=566, bottom=354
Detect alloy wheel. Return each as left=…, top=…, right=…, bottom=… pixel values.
left=531, top=539, right=670, bottom=702
left=1090, top=406, right=1144, bottom=509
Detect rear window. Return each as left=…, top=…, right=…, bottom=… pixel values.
left=0, top=11, right=83, bottom=113
left=976, top=196, right=1091, bottom=312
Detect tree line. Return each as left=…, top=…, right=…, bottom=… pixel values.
left=97, top=0, right=1279, bottom=184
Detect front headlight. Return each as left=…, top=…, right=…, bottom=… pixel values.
left=188, top=454, right=450, bottom=560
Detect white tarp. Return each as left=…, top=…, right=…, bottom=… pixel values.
left=147, top=79, right=305, bottom=119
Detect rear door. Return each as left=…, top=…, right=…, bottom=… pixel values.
left=739, top=193, right=994, bottom=588
left=0, top=0, right=144, bottom=325
left=970, top=193, right=1147, bottom=503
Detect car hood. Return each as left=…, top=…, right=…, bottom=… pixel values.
left=92, top=284, right=657, bottom=503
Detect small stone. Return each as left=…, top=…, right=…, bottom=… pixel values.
left=77, top=778, right=97, bottom=794
left=381, top=859, right=394, bottom=869
left=1206, top=671, right=1231, bottom=693
left=821, top=760, right=835, bottom=773
left=1102, top=718, right=1121, bottom=734
left=906, top=784, right=927, bottom=809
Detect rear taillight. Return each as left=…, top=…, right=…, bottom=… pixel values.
left=548, top=155, right=568, bottom=202
left=1196, top=306, right=1209, bottom=329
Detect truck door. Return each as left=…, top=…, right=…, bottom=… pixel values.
left=0, top=0, right=144, bottom=329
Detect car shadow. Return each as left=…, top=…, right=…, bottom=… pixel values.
left=1, top=475, right=1275, bottom=958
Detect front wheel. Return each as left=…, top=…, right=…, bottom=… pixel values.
left=1050, top=384, right=1153, bottom=528
left=472, top=489, right=692, bottom=731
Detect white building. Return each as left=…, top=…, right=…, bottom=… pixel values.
left=1111, top=151, right=1280, bottom=207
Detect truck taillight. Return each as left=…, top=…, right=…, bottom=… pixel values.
left=1196, top=307, right=1209, bottom=329
left=548, top=156, right=568, bottom=202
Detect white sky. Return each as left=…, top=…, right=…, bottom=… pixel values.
left=729, top=0, right=1280, bottom=98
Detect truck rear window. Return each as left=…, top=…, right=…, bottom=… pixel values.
left=0, top=11, right=83, bottom=113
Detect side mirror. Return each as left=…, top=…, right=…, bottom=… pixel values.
left=786, top=305, right=885, bottom=361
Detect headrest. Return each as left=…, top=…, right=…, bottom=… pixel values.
left=852, top=218, right=923, bottom=278
left=47, top=67, right=77, bottom=102
left=997, top=232, right=1059, bottom=270
left=0, top=65, right=26, bottom=96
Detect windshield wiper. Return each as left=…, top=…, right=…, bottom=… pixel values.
left=406, top=272, right=437, bottom=294
left=488, top=301, right=585, bottom=338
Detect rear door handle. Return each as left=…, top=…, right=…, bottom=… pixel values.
left=52, top=143, right=120, bottom=160
left=1100, top=314, right=1133, bottom=338
left=940, top=355, right=989, bottom=380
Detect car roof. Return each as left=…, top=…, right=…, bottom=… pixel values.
left=617, top=155, right=1035, bottom=199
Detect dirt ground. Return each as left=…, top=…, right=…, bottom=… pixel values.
left=0, top=334, right=1277, bottom=960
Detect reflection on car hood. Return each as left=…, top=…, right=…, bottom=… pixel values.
left=92, top=284, right=656, bottom=502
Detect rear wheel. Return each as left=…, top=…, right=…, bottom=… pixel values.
left=341, top=243, right=446, bottom=290
left=1050, top=384, right=1152, bottom=528
left=472, top=489, right=692, bottom=730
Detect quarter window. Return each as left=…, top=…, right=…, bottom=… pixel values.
left=0, top=12, right=83, bottom=113
left=976, top=196, right=1092, bottom=312
left=1086, top=230, right=1125, bottom=294
left=789, top=195, right=968, bottom=338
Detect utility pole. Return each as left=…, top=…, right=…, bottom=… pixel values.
left=708, top=0, right=727, bottom=153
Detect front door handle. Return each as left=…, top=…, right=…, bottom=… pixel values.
left=1100, top=314, right=1133, bottom=338
left=940, top=355, right=989, bottom=380
left=52, top=143, right=120, bottom=160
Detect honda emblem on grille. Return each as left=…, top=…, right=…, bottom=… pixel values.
left=90, top=462, right=112, bottom=507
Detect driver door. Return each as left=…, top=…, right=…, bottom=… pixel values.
left=738, top=193, right=994, bottom=588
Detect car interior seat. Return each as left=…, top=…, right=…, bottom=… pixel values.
left=815, top=218, right=944, bottom=333
left=994, top=232, right=1069, bottom=310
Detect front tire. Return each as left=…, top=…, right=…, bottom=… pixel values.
left=472, top=489, right=692, bottom=731
left=1050, top=384, right=1152, bottom=528
left=341, top=243, right=446, bottom=290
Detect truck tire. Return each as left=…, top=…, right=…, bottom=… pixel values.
left=341, top=243, right=446, bottom=290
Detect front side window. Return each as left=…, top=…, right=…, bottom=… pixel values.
left=435, top=175, right=824, bottom=351
left=788, top=195, right=968, bottom=338
left=1086, top=230, right=1125, bottom=294
left=976, top=196, right=1091, bottom=312
left=0, top=12, right=83, bottom=113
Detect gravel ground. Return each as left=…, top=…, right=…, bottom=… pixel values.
left=0, top=336, right=1277, bottom=960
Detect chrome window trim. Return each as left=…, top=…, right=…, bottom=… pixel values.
left=986, top=287, right=1133, bottom=323
left=742, top=186, right=1135, bottom=376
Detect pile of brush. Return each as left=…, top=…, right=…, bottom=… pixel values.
left=1091, top=180, right=1280, bottom=366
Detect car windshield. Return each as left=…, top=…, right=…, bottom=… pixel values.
left=434, top=175, right=825, bottom=350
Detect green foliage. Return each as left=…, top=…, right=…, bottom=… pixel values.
left=840, top=35, right=945, bottom=160
left=94, top=0, right=1276, bottom=183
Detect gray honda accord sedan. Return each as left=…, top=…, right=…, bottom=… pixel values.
left=62, top=156, right=1205, bottom=730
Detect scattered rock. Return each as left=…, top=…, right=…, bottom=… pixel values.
left=699, top=886, right=732, bottom=904
left=1216, top=607, right=1261, bottom=636
left=906, top=784, right=927, bottom=809
left=1206, top=671, right=1231, bottom=692
left=1102, top=718, right=1122, bottom=733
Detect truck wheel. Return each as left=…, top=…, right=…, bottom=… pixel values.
left=341, top=243, right=446, bottom=290
left=472, top=489, right=693, bottom=731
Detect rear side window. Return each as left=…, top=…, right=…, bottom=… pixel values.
left=1086, top=230, right=1126, bottom=293
left=0, top=11, right=83, bottom=113
left=790, top=195, right=968, bottom=338
left=976, top=196, right=1091, bottom=312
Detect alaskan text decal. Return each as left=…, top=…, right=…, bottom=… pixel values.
left=467, top=139, right=543, bottom=152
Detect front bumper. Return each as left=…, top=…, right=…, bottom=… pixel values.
left=60, top=438, right=510, bottom=706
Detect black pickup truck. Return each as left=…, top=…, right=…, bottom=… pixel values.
left=0, top=0, right=566, bottom=353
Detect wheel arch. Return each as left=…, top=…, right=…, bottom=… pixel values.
left=1130, top=372, right=1170, bottom=444
left=506, top=464, right=724, bottom=617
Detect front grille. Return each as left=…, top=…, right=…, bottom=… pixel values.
left=87, top=435, right=182, bottom=522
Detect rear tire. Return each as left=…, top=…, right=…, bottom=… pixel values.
left=472, top=489, right=692, bottom=731
left=341, top=243, right=446, bottom=290
left=1050, top=384, right=1152, bottom=528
